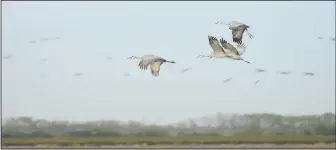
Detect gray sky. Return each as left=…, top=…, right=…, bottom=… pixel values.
left=2, top=1, right=335, bottom=124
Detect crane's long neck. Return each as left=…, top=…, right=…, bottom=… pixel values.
left=215, top=21, right=229, bottom=26
left=196, top=54, right=212, bottom=59
left=127, top=56, right=141, bottom=59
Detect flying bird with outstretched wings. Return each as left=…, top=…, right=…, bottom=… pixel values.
left=255, top=68, right=267, bottom=73
left=223, top=77, right=232, bottom=83
left=254, top=80, right=260, bottom=85
left=197, top=36, right=250, bottom=64
left=302, top=72, right=315, bottom=76
left=215, top=21, right=253, bottom=46
left=127, top=54, right=175, bottom=77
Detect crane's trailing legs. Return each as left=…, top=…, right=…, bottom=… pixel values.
left=241, top=59, right=250, bottom=64
left=246, top=29, right=254, bottom=39
left=165, top=60, right=176, bottom=63
left=229, top=55, right=250, bottom=64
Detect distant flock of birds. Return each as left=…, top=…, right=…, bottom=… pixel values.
left=3, top=21, right=334, bottom=85
left=125, top=21, right=324, bottom=85
left=318, top=36, right=335, bottom=41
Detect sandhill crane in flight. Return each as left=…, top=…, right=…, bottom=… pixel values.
left=106, top=56, right=113, bottom=60
left=254, top=80, right=260, bottom=85
left=317, top=36, right=334, bottom=41
left=215, top=21, right=253, bottom=45
left=40, top=37, right=60, bottom=42
left=197, top=35, right=250, bottom=64
left=302, top=72, right=315, bottom=76
left=180, top=68, right=192, bottom=74
left=256, top=68, right=267, bottom=73
left=40, top=58, right=48, bottom=63
left=277, top=71, right=291, bottom=75
left=223, top=77, right=232, bottom=83
left=124, top=72, right=131, bottom=77
left=127, top=55, right=176, bottom=77
left=73, top=72, right=83, bottom=76
left=29, top=40, right=37, bottom=44
left=2, top=55, right=13, bottom=60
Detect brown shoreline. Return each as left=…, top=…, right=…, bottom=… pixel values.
left=2, top=143, right=336, bottom=149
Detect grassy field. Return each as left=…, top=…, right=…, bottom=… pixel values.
left=2, top=135, right=335, bottom=146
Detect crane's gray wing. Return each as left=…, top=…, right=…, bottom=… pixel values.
left=138, top=55, right=161, bottom=70
left=139, top=60, right=151, bottom=70
left=150, top=60, right=164, bottom=76
left=219, top=39, right=240, bottom=55
left=231, top=27, right=245, bottom=45
left=208, top=35, right=226, bottom=54
left=236, top=43, right=247, bottom=56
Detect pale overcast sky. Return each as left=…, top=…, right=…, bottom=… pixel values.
left=2, top=1, right=335, bottom=124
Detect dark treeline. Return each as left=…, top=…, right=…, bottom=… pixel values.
left=2, top=113, right=335, bottom=139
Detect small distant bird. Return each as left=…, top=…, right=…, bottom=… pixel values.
left=40, top=58, right=48, bottom=63
left=277, top=71, right=291, bottom=75
left=2, top=55, right=13, bottom=60
left=40, top=37, right=60, bottom=42
left=127, top=55, right=176, bottom=77
left=215, top=21, right=253, bottom=46
left=29, top=40, right=37, bottom=44
left=51, top=37, right=60, bottom=40
left=256, top=68, right=267, bottom=73
left=73, top=72, right=83, bottom=76
left=317, top=37, right=324, bottom=40
left=302, top=72, right=315, bottom=76
left=223, top=77, right=232, bottom=83
left=40, top=37, right=49, bottom=42
left=254, top=80, right=260, bottom=85
left=180, top=68, right=192, bottom=74
left=197, top=35, right=250, bottom=64
left=106, top=56, right=113, bottom=60
left=124, top=72, right=131, bottom=77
